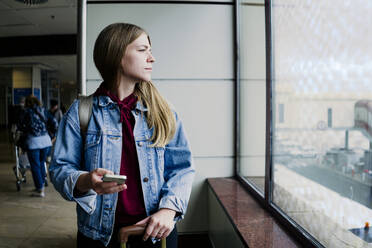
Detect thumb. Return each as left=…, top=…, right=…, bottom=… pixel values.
left=135, top=216, right=150, bottom=226
left=94, top=168, right=113, bottom=176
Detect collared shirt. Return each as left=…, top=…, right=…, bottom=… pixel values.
left=49, top=95, right=195, bottom=246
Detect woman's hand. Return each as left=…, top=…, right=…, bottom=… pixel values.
left=135, top=208, right=176, bottom=241
left=75, top=168, right=127, bottom=195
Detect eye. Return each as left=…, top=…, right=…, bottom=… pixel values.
left=138, top=49, right=146, bottom=52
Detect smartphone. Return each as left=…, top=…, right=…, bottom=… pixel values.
left=102, top=174, right=127, bottom=185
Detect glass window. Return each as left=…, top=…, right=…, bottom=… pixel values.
left=271, top=0, right=372, bottom=247
left=279, top=103, right=284, bottom=123
left=238, top=0, right=266, bottom=194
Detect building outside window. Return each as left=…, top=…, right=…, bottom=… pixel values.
left=328, top=108, right=332, bottom=128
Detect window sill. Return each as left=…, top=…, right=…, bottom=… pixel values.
left=207, top=177, right=300, bottom=247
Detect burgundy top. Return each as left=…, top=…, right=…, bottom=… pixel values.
left=94, top=83, right=147, bottom=225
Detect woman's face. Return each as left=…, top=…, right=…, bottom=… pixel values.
left=120, top=32, right=155, bottom=83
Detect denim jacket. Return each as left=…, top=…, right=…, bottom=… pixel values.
left=49, top=96, right=194, bottom=246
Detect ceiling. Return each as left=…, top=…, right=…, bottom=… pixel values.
left=0, top=0, right=77, bottom=37
left=0, top=0, right=77, bottom=83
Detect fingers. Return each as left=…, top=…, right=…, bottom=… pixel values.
left=143, top=218, right=155, bottom=241
left=135, top=216, right=150, bottom=226
left=148, top=220, right=161, bottom=240
left=156, top=227, right=168, bottom=240
left=89, top=169, right=127, bottom=194
left=89, top=169, right=112, bottom=186
left=160, top=228, right=173, bottom=240
left=143, top=216, right=174, bottom=241
left=95, top=182, right=127, bottom=195
left=94, top=168, right=114, bottom=176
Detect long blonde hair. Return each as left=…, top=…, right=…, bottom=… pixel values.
left=93, top=23, right=176, bottom=147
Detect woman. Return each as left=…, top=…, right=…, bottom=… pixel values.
left=49, top=23, right=195, bottom=248
left=20, top=95, right=58, bottom=197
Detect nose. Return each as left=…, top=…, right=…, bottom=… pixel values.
left=147, top=53, right=155, bottom=63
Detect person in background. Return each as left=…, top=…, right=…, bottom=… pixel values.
left=9, top=97, right=26, bottom=143
left=49, top=99, right=63, bottom=124
left=19, top=95, right=58, bottom=197
left=60, top=105, right=67, bottom=115
left=49, top=23, right=195, bottom=248
left=46, top=100, right=62, bottom=162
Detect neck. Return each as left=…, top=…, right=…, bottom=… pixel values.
left=115, top=78, right=137, bottom=101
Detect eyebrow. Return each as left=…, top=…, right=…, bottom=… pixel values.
left=137, top=45, right=150, bottom=49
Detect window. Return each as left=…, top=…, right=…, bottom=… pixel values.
left=237, top=0, right=372, bottom=247
left=237, top=0, right=266, bottom=194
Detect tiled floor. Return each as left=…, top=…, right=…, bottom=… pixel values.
left=0, top=130, right=77, bottom=248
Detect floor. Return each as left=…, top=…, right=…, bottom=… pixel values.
left=0, top=129, right=212, bottom=248
left=0, top=130, right=77, bottom=248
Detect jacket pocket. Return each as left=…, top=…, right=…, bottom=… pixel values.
left=84, top=132, right=102, bottom=170
left=85, top=131, right=102, bottom=149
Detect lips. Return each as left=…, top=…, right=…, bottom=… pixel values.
left=145, top=68, right=152, bottom=71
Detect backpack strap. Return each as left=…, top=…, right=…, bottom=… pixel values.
left=78, top=94, right=94, bottom=140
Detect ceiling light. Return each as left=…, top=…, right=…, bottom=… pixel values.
left=14, top=0, right=48, bottom=5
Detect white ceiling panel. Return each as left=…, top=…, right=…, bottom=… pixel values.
left=0, top=0, right=77, bottom=37
left=0, top=9, right=31, bottom=25
left=16, top=7, right=76, bottom=34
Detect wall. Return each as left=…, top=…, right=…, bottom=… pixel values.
left=85, top=1, right=235, bottom=233
left=208, top=188, right=245, bottom=248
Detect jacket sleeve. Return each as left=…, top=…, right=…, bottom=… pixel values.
left=158, top=111, right=195, bottom=220
left=49, top=100, right=97, bottom=215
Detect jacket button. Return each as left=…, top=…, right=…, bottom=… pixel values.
left=143, top=177, right=149, bottom=182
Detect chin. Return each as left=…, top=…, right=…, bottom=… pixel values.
left=141, top=77, right=152, bottom=82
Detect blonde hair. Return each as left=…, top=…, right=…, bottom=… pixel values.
left=93, top=23, right=176, bottom=147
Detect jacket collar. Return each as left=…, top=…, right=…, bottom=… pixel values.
left=97, top=95, right=148, bottom=112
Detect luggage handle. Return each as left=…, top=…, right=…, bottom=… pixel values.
left=119, top=225, right=166, bottom=248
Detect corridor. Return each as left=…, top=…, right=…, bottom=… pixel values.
left=0, top=129, right=77, bottom=248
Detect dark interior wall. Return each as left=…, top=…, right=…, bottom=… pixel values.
left=0, top=35, right=76, bottom=57
left=0, top=68, right=12, bottom=126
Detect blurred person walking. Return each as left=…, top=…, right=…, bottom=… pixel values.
left=49, top=99, right=63, bottom=124
left=19, top=95, right=58, bottom=197
left=9, top=97, right=26, bottom=143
